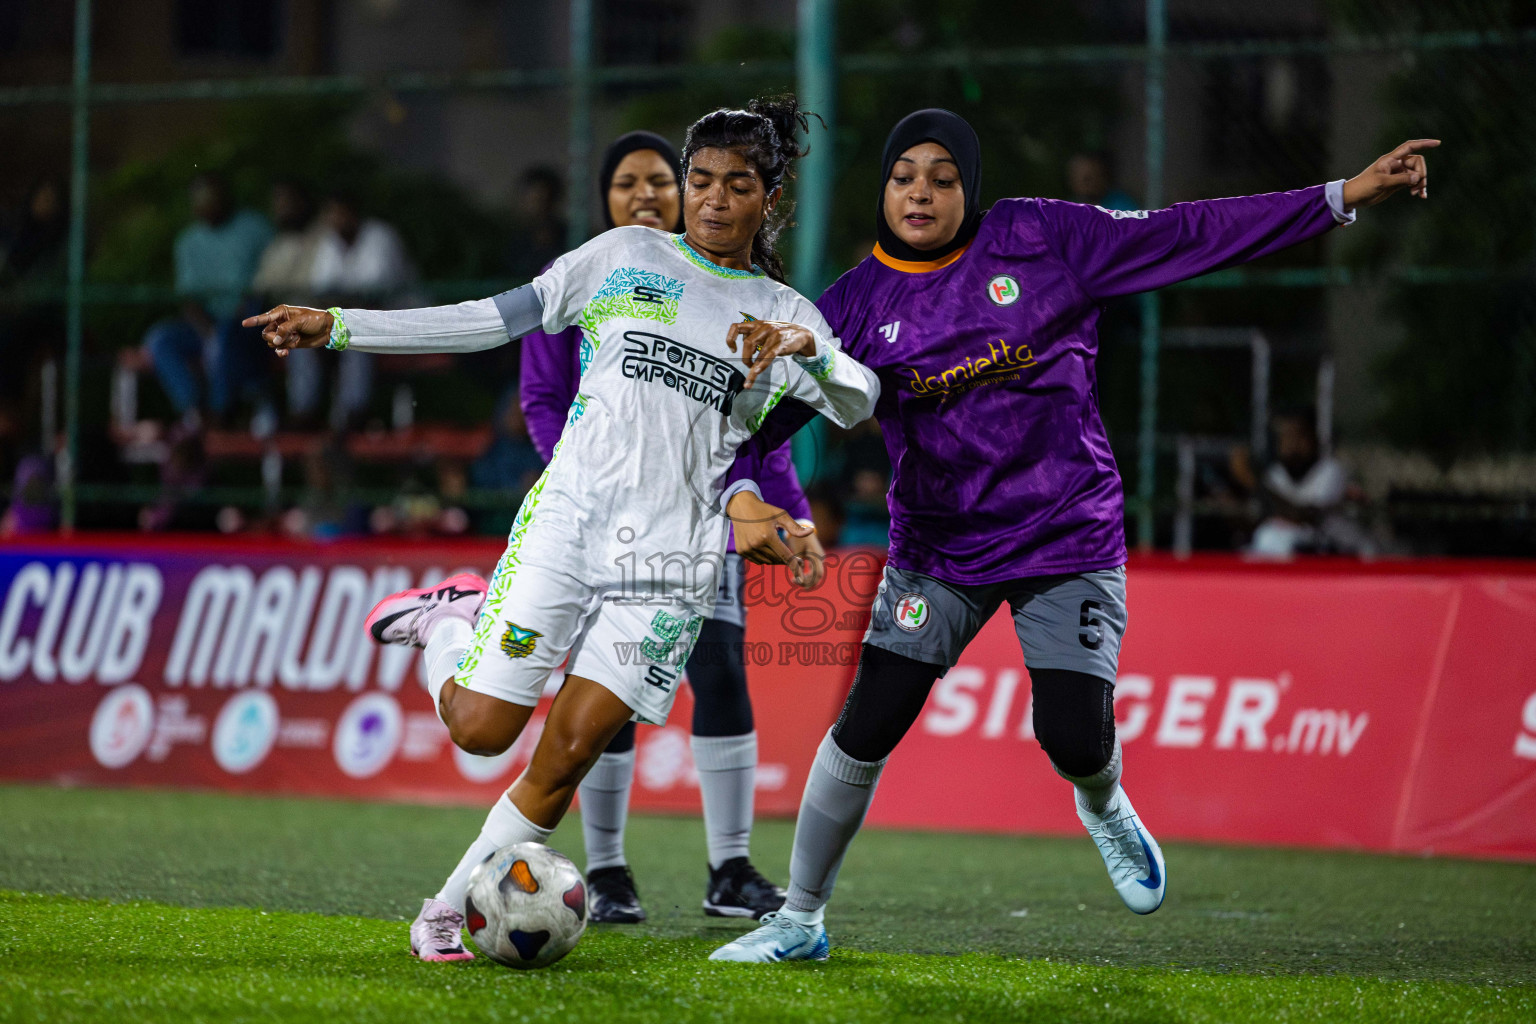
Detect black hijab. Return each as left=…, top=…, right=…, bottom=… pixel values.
left=598, top=130, right=683, bottom=231
left=875, top=108, right=982, bottom=263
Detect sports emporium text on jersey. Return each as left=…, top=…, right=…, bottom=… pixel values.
left=619, top=330, right=746, bottom=414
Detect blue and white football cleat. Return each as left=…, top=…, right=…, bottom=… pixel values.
left=1079, top=788, right=1166, bottom=914
left=708, top=911, right=829, bottom=963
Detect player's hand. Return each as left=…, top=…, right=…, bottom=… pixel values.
left=726, top=489, right=815, bottom=569
left=726, top=320, right=819, bottom=391
left=787, top=526, right=825, bottom=589
left=1341, top=139, right=1439, bottom=210
left=242, top=305, right=334, bottom=358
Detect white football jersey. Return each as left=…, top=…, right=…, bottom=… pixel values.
left=338, top=226, right=877, bottom=611
left=516, top=227, right=877, bottom=611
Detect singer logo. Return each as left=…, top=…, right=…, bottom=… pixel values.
left=921, top=669, right=1370, bottom=756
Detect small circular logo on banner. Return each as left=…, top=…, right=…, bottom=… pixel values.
left=987, top=275, right=1020, bottom=306
left=333, top=693, right=402, bottom=779
left=90, top=685, right=155, bottom=769
left=212, top=692, right=279, bottom=774
left=893, top=593, right=930, bottom=632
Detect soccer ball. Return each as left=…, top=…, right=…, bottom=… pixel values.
left=464, top=842, right=588, bottom=969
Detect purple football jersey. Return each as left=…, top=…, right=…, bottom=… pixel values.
left=814, top=187, right=1341, bottom=583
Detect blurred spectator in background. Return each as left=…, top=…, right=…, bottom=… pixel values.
left=1, top=455, right=57, bottom=536
left=473, top=385, right=542, bottom=493
left=506, top=166, right=566, bottom=280
left=280, top=437, right=368, bottom=540
left=252, top=179, right=323, bottom=426
left=1233, top=408, right=1372, bottom=558
left=126, top=172, right=273, bottom=432
left=805, top=483, right=845, bottom=548
left=0, top=177, right=68, bottom=477
left=298, top=191, right=414, bottom=430
left=370, top=458, right=471, bottom=538
left=252, top=179, right=322, bottom=307
left=138, top=429, right=212, bottom=532
left=837, top=419, right=892, bottom=546
left=0, top=177, right=67, bottom=285
left=472, top=384, right=543, bottom=534
left=1066, top=151, right=1138, bottom=211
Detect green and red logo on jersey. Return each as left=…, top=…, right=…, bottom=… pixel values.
left=987, top=274, right=1020, bottom=306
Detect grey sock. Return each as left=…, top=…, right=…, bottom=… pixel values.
left=691, top=732, right=757, bottom=869
left=578, top=750, right=634, bottom=873
left=784, top=730, right=886, bottom=914
left=1056, top=737, right=1123, bottom=815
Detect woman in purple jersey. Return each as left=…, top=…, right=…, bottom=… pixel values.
left=519, top=131, right=824, bottom=924
left=714, top=109, right=1437, bottom=963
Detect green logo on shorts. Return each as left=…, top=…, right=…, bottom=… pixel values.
left=500, top=622, right=543, bottom=659
left=640, top=610, right=703, bottom=666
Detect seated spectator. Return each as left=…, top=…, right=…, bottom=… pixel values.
left=126, top=172, right=273, bottom=431
left=293, top=192, right=414, bottom=430
left=1066, top=151, right=1138, bottom=211
left=252, top=179, right=322, bottom=307
left=1237, top=409, right=1372, bottom=557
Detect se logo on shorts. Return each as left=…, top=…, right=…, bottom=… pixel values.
left=500, top=622, right=543, bottom=659
left=894, top=593, right=929, bottom=632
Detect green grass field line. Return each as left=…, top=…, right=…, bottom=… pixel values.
left=2, top=892, right=1531, bottom=1024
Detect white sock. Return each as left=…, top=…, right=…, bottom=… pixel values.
left=691, top=732, right=757, bottom=869
left=423, top=617, right=472, bottom=723
left=578, top=750, right=634, bottom=873
left=1057, top=738, right=1124, bottom=816
left=434, top=795, right=552, bottom=913
left=781, top=905, right=824, bottom=927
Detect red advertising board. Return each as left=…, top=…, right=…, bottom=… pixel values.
left=0, top=535, right=868, bottom=817
left=1, top=538, right=1533, bottom=859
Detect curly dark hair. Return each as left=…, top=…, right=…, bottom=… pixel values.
left=681, top=95, right=817, bottom=283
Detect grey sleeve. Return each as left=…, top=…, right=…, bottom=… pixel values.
left=492, top=283, right=546, bottom=339
left=335, top=285, right=546, bottom=354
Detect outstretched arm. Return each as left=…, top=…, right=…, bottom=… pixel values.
left=245, top=284, right=546, bottom=356
left=1041, top=139, right=1440, bottom=301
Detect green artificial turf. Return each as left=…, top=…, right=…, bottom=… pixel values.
left=0, top=784, right=1532, bottom=1023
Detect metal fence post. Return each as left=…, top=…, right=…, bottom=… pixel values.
left=793, top=0, right=837, bottom=482
left=566, top=0, right=594, bottom=250
left=1136, top=0, right=1167, bottom=549
left=62, top=0, right=92, bottom=531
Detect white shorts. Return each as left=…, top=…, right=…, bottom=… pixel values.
left=455, top=562, right=704, bottom=726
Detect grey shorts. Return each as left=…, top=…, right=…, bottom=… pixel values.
left=863, top=564, right=1128, bottom=682
left=710, top=553, right=748, bottom=629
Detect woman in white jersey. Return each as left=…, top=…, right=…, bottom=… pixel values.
left=244, top=97, right=879, bottom=963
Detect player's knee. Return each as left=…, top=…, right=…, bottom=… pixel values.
left=1030, top=669, right=1116, bottom=779
left=539, top=733, right=604, bottom=789
left=443, top=708, right=518, bottom=757
left=1036, top=721, right=1113, bottom=779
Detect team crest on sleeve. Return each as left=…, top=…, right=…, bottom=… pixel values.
left=893, top=592, right=930, bottom=632
left=500, top=622, right=543, bottom=659
left=987, top=275, right=1020, bottom=306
